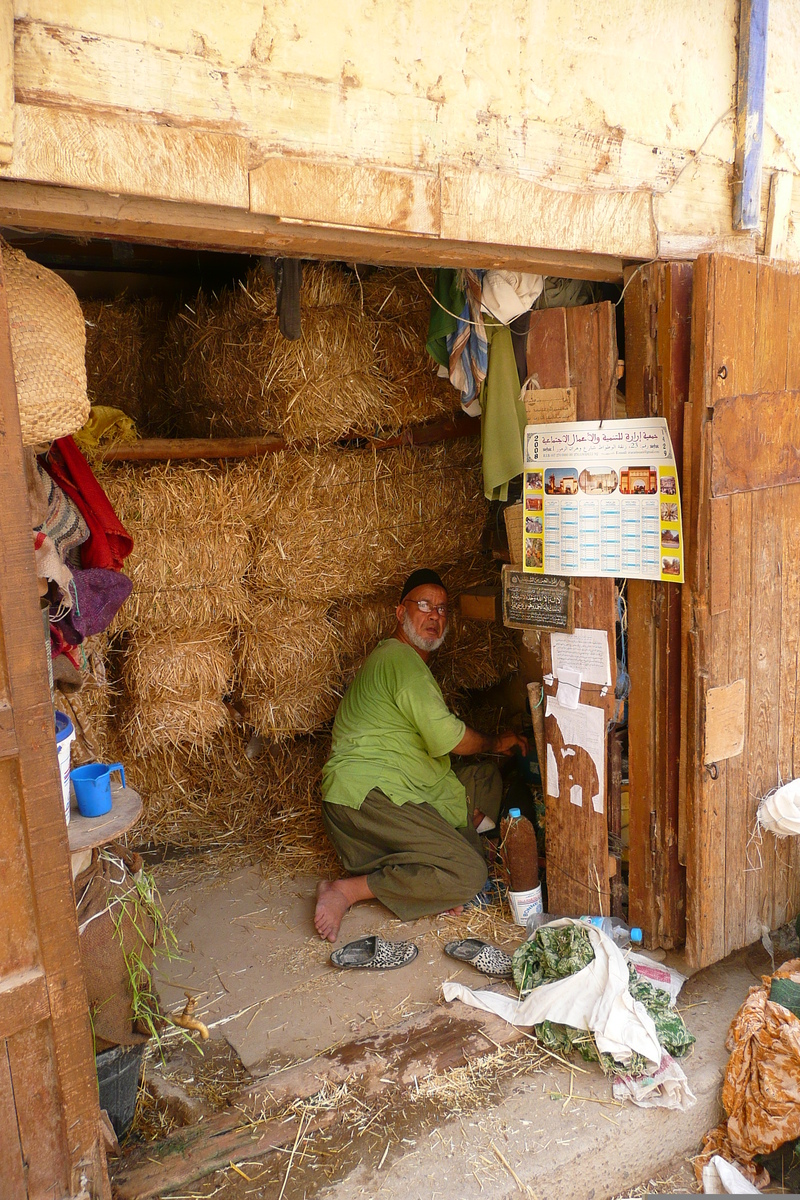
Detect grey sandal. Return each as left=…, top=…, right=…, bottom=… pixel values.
left=444, top=938, right=513, bottom=978
left=330, top=935, right=419, bottom=970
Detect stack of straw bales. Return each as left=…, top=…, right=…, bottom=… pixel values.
left=83, top=297, right=169, bottom=433
left=163, top=264, right=400, bottom=442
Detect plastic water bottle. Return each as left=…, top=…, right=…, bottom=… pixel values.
left=579, top=915, right=643, bottom=947
left=500, top=807, right=538, bottom=891
left=525, top=911, right=565, bottom=935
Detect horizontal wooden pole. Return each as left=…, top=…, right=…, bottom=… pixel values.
left=0, top=179, right=626, bottom=282
left=100, top=413, right=480, bottom=462
left=711, top=390, right=800, bottom=496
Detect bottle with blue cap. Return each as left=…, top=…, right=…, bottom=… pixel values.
left=579, top=915, right=643, bottom=947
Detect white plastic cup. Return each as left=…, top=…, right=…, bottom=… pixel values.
left=509, top=883, right=543, bottom=926
left=54, top=710, right=75, bottom=825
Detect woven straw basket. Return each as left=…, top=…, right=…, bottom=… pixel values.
left=3, top=244, right=89, bottom=445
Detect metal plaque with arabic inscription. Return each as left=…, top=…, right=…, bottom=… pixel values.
left=502, top=567, right=574, bottom=632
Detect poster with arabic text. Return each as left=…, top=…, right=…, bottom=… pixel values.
left=522, top=417, right=684, bottom=583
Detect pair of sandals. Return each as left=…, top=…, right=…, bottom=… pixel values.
left=330, top=935, right=513, bottom=978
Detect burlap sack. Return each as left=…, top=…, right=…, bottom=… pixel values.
left=75, top=844, right=159, bottom=1052
left=2, top=243, right=89, bottom=444
left=695, top=957, right=800, bottom=1187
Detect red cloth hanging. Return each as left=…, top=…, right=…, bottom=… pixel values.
left=43, top=436, right=133, bottom=570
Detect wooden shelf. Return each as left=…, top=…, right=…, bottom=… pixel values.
left=67, top=787, right=142, bottom=853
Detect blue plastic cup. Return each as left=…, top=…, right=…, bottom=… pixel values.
left=71, top=762, right=126, bottom=818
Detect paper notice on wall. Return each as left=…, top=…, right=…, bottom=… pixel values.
left=556, top=667, right=582, bottom=709
left=545, top=695, right=605, bottom=814
left=551, top=628, right=612, bottom=686
left=522, top=416, right=684, bottom=583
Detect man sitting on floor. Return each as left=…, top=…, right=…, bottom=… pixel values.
left=315, top=568, right=527, bottom=942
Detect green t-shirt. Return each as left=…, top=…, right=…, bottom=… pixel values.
left=321, top=638, right=468, bottom=828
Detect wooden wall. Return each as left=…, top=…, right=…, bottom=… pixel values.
left=682, top=253, right=800, bottom=968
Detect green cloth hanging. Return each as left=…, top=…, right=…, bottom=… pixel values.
left=425, top=269, right=464, bottom=369
left=479, top=316, right=526, bottom=501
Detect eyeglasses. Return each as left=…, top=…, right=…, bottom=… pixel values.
left=405, top=599, right=448, bottom=617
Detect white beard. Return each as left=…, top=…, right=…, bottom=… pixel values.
left=402, top=611, right=447, bottom=652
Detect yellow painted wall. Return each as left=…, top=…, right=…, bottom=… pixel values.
left=3, top=0, right=800, bottom=263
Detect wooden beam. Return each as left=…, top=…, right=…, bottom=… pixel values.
left=99, top=414, right=480, bottom=462
left=0, top=967, right=49, bottom=1040
left=733, top=0, right=769, bottom=231
left=0, top=179, right=626, bottom=282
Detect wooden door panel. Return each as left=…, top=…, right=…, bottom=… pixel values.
left=625, top=261, right=689, bottom=948
left=529, top=302, right=617, bottom=916
left=683, top=254, right=800, bottom=967
left=0, top=251, right=110, bottom=1196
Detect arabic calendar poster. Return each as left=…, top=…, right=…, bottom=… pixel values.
left=522, top=417, right=684, bottom=583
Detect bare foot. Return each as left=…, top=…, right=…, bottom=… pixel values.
left=441, top=905, right=465, bottom=917
left=315, top=881, right=351, bottom=942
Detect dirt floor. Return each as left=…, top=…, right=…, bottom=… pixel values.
left=114, top=855, right=800, bottom=1200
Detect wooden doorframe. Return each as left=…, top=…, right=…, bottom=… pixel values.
left=624, top=261, right=691, bottom=948
left=0, top=251, right=109, bottom=1197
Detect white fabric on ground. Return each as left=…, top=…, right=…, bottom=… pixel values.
left=612, top=1050, right=696, bottom=1111
left=702, top=1155, right=761, bottom=1194
left=442, top=918, right=661, bottom=1066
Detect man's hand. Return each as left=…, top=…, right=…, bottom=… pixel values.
left=490, top=730, right=528, bottom=757
left=452, top=726, right=528, bottom=757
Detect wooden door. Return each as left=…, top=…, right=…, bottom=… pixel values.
left=0, top=257, right=110, bottom=1195
left=527, top=301, right=618, bottom=916
left=681, top=253, right=800, bottom=968
left=625, top=262, right=691, bottom=947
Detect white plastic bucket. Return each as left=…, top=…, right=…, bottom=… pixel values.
left=509, top=883, right=543, bottom=926
left=54, top=710, right=75, bottom=825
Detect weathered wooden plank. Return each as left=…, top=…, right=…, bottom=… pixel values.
left=526, top=308, right=570, bottom=390
left=733, top=0, right=768, bottom=230
left=12, top=19, right=695, bottom=197
left=0, top=104, right=250, bottom=209
left=250, top=158, right=439, bottom=234
left=785, top=271, right=800, bottom=919
left=710, top=390, right=800, bottom=495
left=0, top=0, right=12, bottom=164
left=0, top=1041, right=26, bottom=1199
left=0, top=254, right=110, bottom=1195
left=765, top=171, right=793, bottom=260
left=625, top=261, right=689, bottom=948
left=724, top=491, right=754, bottom=956
left=0, top=966, right=49, bottom=1040
left=709, top=496, right=731, bottom=612
left=711, top=256, right=757, bottom=408
left=6, top=1021, right=69, bottom=1198
left=0, top=179, right=624, bottom=282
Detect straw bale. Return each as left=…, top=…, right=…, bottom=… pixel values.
left=432, top=615, right=519, bottom=695
left=120, top=695, right=230, bottom=756
left=252, top=440, right=487, bottom=600
left=120, top=726, right=336, bottom=877
left=163, top=263, right=398, bottom=443
left=236, top=595, right=342, bottom=739
left=121, top=627, right=235, bottom=704
left=83, top=296, right=169, bottom=433
left=360, top=267, right=459, bottom=429
left=102, top=461, right=260, bottom=632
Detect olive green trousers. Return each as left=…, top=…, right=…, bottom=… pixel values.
left=321, top=760, right=501, bottom=921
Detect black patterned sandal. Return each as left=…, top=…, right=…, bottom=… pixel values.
left=444, top=938, right=513, bottom=978
left=330, top=935, right=419, bottom=970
